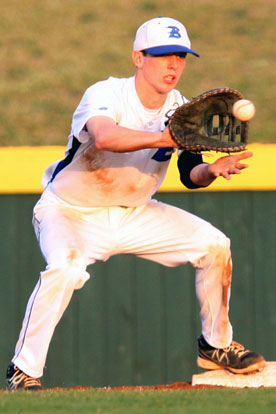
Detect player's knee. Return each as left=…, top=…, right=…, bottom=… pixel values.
left=42, top=265, right=90, bottom=291
left=46, top=247, right=86, bottom=269
left=208, top=226, right=230, bottom=249
left=206, top=232, right=231, bottom=266
left=201, top=226, right=231, bottom=263
left=42, top=249, right=90, bottom=290
left=216, top=232, right=231, bottom=253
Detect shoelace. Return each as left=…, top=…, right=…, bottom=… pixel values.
left=8, top=370, right=26, bottom=389
left=24, top=376, right=41, bottom=388
left=208, top=341, right=246, bottom=365
left=223, top=341, right=246, bottom=355
left=9, top=367, right=41, bottom=389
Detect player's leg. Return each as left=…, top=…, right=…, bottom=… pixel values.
left=116, top=199, right=265, bottom=373
left=117, top=199, right=233, bottom=347
left=9, top=210, right=89, bottom=385
left=8, top=193, right=114, bottom=388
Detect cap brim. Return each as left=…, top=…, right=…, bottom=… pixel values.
left=143, top=45, right=200, bottom=57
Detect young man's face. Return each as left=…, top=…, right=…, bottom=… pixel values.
left=134, top=51, right=187, bottom=95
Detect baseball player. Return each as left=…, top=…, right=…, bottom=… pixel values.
left=6, top=17, right=265, bottom=391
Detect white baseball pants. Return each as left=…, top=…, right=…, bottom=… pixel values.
left=13, top=189, right=233, bottom=378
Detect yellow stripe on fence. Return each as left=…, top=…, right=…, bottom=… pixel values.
left=162, top=143, right=276, bottom=192
left=0, top=144, right=275, bottom=193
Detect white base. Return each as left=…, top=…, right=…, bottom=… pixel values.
left=192, top=361, right=276, bottom=388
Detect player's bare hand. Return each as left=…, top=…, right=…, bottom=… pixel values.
left=207, top=151, right=253, bottom=180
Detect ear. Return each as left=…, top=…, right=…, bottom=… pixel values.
left=132, top=51, right=144, bottom=68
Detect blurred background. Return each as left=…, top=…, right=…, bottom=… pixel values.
left=0, top=0, right=275, bottom=146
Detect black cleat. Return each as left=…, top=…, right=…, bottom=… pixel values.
left=6, top=363, right=42, bottom=391
left=197, top=335, right=266, bottom=374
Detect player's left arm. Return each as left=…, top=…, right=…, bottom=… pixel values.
left=189, top=151, right=253, bottom=187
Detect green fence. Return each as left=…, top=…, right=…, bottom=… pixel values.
left=0, top=191, right=275, bottom=389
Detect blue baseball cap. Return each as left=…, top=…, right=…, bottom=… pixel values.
left=133, top=17, right=200, bottom=57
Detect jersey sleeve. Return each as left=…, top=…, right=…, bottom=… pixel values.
left=71, top=77, right=120, bottom=140
left=177, top=150, right=205, bottom=189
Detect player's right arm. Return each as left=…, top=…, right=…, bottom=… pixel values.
left=86, top=116, right=177, bottom=152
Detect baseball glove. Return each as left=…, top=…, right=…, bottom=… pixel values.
left=166, top=87, right=248, bottom=153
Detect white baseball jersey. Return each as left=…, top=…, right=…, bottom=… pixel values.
left=43, top=76, right=186, bottom=207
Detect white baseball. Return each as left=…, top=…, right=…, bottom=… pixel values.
left=232, top=99, right=256, bottom=121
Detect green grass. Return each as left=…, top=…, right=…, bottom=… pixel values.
left=1, top=388, right=276, bottom=414
left=0, top=0, right=275, bottom=146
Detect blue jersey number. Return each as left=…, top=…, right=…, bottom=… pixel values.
left=151, top=147, right=174, bottom=162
